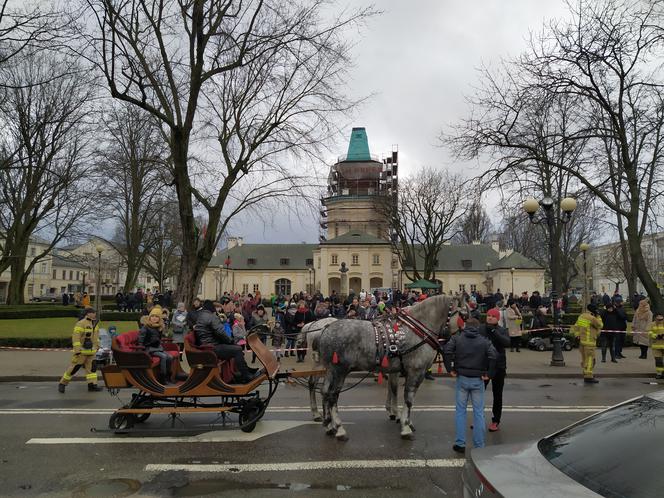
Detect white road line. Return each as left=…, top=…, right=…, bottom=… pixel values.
left=1, top=405, right=610, bottom=416
left=144, top=459, right=466, bottom=473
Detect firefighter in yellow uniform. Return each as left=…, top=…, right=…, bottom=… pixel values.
left=649, top=312, right=664, bottom=380
left=58, top=307, right=102, bottom=393
left=571, top=304, right=603, bottom=384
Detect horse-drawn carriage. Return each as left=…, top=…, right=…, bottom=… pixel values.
left=100, top=326, right=324, bottom=433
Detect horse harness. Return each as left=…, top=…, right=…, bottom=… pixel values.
left=372, top=308, right=456, bottom=368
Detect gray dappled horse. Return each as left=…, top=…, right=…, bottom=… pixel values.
left=296, top=317, right=338, bottom=421
left=315, top=295, right=462, bottom=440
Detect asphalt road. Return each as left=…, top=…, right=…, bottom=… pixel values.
left=1, top=376, right=662, bottom=497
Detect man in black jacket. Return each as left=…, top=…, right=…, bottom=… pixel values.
left=479, top=308, right=511, bottom=432
left=194, top=300, right=256, bottom=383
left=444, top=318, right=497, bottom=453
left=186, top=297, right=203, bottom=330
left=612, top=297, right=628, bottom=359
left=600, top=303, right=620, bottom=363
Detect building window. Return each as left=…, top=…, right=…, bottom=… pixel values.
left=372, top=254, right=380, bottom=265
left=69, top=270, right=73, bottom=280
left=317, top=257, right=321, bottom=269
left=459, top=284, right=466, bottom=292
left=62, top=270, right=66, bottom=279
left=470, top=284, right=477, bottom=292
left=76, top=271, right=80, bottom=280
left=461, top=259, right=472, bottom=269
left=280, top=258, right=290, bottom=266
left=275, top=278, right=291, bottom=296
left=306, top=258, right=314, bottom=266
left=352, top=254, right=359, bottom=265
left=147, top=276, right=152, bottom=284
left=52, top=269, right=57, bottom=279
left=331, top=254, right=338, bottom=265
left=391, top=258, right=398, bottom=269
left=253, top=284, right=259, bottom=294
left=247, top=258, right=256, bottom=265
left=334, top=226, right=339, bottom=237
left=28, top=284, right=34, bottom=296
left=30, top=247, right=36, bottom=256
left=242, top=283, right=249, bottom=294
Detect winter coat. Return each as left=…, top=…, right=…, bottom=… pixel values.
left=506, top=307, right=523, bottom=337
left=171, top=310, right=188, bottom=338
left=138, top=324, right=164, bottom=353
left=443, top=326, right=497, bottom=379
left=194, top=309, right=234, bottom=347
left=632, top=308, right=653, bottom=347
left=479, top=323, right=510, bottom=370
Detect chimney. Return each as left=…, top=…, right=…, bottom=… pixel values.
left=227, top=237, right=238, bottom=249
left=472, top=240, right=481, bottom=245
left=491, top=241, right=500, bottom=253
left=236, top=237, right=243, bottom=247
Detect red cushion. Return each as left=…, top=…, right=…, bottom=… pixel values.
left=185, top=332, right=196, bottom=347
left=167, top=350, right=179, bottom=358
left=150, top=357, right=160, bottom=367
left=116, top=331, right=140, bottom=351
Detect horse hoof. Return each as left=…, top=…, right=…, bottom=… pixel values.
left=325, top=427, right=337, bottom=436
left=335, top=427, right=348, bottom=441
left=400, top=432, right=414, bottom=440
left=313, top=416, right=323, bottom=422
left=336, top=434, right=349, bottom=442
left=389, top=415, right=396, bottom=420
left=409, top=423, right=416, bottom=432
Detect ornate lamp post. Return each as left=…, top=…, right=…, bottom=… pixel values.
left=94, top=244, right=104, bottom=321
left=485, top=262, right=492, bottom=293
left=523, top=196, right=577, bottom=366
left=307, top=267, right=313, bottom=294
left=580, top=243, right=590, bottom=308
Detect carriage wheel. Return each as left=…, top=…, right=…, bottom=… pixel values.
left=239, top=399, right=264, bottom=433
left=537, top=343, right=546, bottom=352
left=109, top=412, right=134, bottom=433
left=133, top=400, right=153, bottom=423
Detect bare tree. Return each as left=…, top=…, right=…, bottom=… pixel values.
left=453, top=199, right=492, bottom=244
left=142, top=200, right=182, bottom=292
left=0, top=53, right=93, bottom=304
left=384, top=168, right=468, bottom=282
left=96, top=105, right=170, bottom=291
left=449, top=0, right=664, bottom=309
left=80, top=0, right=375, bottom=304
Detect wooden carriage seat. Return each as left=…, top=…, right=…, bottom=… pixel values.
left=114, top=331, right=179, bottom=368
left=184, top=332, right=238, bottom=384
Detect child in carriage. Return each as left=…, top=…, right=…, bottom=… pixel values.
left=138, top=306, right=175, bottom=384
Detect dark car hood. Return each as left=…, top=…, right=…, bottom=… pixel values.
left=470, top=441, right=602, bottom=498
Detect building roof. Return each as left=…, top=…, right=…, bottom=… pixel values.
left=51, top=254, right=87, bottom=269
left=320, top=231, right=390, bottom=246
left=345, top=127, right=371, bottom=161
left=210, top=244, right=318, bottom=270
left=492, top=251, right=542, bottom=270
left=403, top=244, right=542, bottom=272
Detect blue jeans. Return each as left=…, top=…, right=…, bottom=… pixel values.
left=455, top=375, right=486, bottom=448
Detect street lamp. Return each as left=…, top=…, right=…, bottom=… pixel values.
left=523, top=196, right=577, bottom=367
left=307, top=267, right=313, bottom=294
left=485, top=262, right=492, bottom=293
left=95, top=244, right=104, bottom=321
left=510, top=267, right=515, bottom=297
left=580, top=243, right=591, bottom=308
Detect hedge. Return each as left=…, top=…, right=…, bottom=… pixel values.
left=0, top=337, right=73, bottom=348
left=0, top=308, right=141, bottom=321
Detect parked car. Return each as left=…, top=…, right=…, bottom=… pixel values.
left=462, top=390, right=664, bottom=497
left=528, top=336, right=573, bottom=352
left=30, top=293, right=59, bottom=302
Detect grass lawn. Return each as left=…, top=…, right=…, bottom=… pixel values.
left=0, top=318, right=138, bottom=338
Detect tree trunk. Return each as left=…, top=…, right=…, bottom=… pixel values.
left=123, top=262, right=140, bottom=293
left=626, top=221, right=663, bottom=311
left=616, top=216, right=636, bottom=299
left=6, top=256, right=29, bottom=305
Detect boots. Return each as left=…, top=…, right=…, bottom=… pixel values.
left=584, top=378, right=599, bottom=384
left=88, top=383, right=103, bottom=392
left=58, top=383, right=66, bottom=393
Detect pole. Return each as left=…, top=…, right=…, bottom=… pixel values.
left=96, top=252, right=102, bottom=321
left=583, top=250, right=588, bottom=308
left=547, top=208, right=564, bottom=366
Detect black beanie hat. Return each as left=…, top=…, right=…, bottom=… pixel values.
left=202, top=299, right=216, bottom=313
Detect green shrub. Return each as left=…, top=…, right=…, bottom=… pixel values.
left=0, top=337, right=73, bottom=348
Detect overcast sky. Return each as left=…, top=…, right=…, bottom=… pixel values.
left=233, top=0, right=571, bottom=245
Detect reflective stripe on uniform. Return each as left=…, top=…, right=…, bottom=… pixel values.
left=63, top=373, right=72, bottom=380
left=85, top=373, right=97, bottom=380
left=72, top=342, right=81, bottom=346
left=80, top=351, right=95, bottom=355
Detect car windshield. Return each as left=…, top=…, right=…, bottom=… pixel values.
left=538, top=395, right=664, bottom=498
